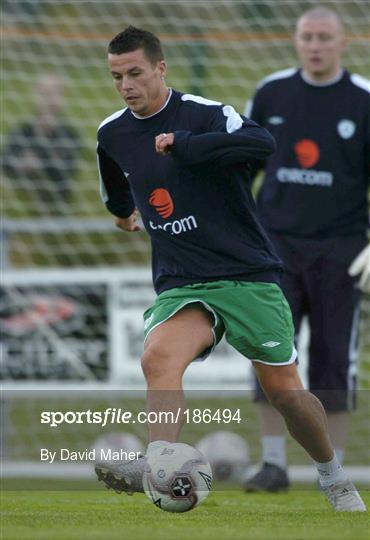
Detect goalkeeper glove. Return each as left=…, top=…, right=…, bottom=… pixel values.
left=348, top=244, right=370, bottom=293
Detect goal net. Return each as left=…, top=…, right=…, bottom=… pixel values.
left=1, top=0, right=369, bottom=483
left=2, top=0, right=369, bottom=267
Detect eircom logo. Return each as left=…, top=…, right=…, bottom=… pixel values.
left=294, top=139, right=320, bottom=168
left=276, top=138, right=333, bottom=187
left=149, top=188, right=174, bottom=219
left=149, top=188, right=198, bottom=235
left=149, top=215, right=198, bottom=235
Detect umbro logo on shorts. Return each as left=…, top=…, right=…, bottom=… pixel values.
left=144, top=313, right=154, bottom=330
left=262, top=341, right=281, bottom=347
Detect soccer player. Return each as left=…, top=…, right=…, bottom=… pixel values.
left=95, top=25, right=366, bottom=511
left=243, top=7, right=370, bottom=493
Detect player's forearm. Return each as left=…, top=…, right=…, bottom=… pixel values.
left=97, top=144, right=135, bottom=218
left=249, top=159, right=266, bottom=183
left=105, top=198, right=135, bottom=219
left=171, top=126, right=275, bottom=166
left=100, top=174, right=135, bottom=218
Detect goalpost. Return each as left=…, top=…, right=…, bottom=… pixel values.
left=1, top=0, right=369, bottom=482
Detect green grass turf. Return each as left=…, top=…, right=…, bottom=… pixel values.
left=1, top=483, right=369, bottom=540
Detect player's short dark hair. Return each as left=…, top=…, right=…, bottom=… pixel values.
left=108, top=26, right=164, bottom=65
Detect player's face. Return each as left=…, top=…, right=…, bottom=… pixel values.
left=108, top=48, right=167, bottom=116
left=294, top=16, right=346, bottom=81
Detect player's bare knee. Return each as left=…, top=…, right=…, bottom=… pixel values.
left=141, top=340, right=180, bottom=380
left=141, top=344, right=172, bottom=380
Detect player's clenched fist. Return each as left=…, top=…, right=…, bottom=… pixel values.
left=155, top=132, right=174, bottom=155
left=115, top=209, right=141, bottom=232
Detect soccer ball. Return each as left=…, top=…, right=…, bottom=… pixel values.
left=143, top=442, right=212, bottom=513
left=195, top=431, right=250, bottom=482
left=91, top=432, right=144, bottom=463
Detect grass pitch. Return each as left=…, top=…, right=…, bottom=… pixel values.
left=1, top=481, right=369, bottom=540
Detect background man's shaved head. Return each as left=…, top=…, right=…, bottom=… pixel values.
left=296, top=7, right=344, bottom=33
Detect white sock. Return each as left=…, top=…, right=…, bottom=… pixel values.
left=314, top=453, right=348, bottom=487
left=261, top=435, right=286, bottom=469
left=334, top=448, right=345, bottom=465
left=147, top=440, right=171, bottom=455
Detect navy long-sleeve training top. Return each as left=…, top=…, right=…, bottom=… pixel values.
left=97, top=89, right=282, bottom=294
left=246, top=69, right=370, bottom=239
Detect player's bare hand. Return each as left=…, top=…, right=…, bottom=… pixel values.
left=155, top=132, right=174, bottom=155
left=115, top=209, right=141, bottom=232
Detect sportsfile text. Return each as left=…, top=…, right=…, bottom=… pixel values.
left=41, top=408, right=135, bottom=428
left=41, top=408, right=243, bottom=427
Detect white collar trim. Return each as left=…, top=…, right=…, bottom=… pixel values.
left=131, top=88, right=172, bottom=119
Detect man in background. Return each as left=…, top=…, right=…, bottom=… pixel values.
left=244, top=6, right=369, bottom=492
left=3, top=74, right=81, bottom=215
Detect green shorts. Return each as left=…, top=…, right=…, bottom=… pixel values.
left=143, top=280, right=297, bottom=365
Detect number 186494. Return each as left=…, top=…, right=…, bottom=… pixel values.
left=183, top=408, right=242, bottom=424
